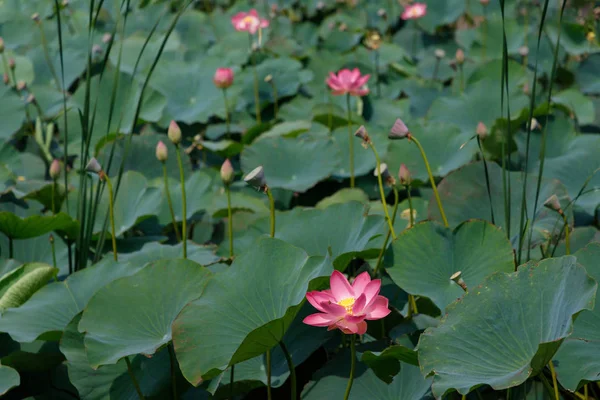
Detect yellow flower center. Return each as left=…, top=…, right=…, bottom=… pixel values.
left=337, top=297, right=355, bottom=314
left=243, top=16, right=257, bottom=24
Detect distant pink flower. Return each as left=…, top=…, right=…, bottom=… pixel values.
left=303, top=271, right=391, bottom=335
left=401, top=3, right=427, bottom=20
left=213, top=68, right=234, bottom=89
left=231, top=9, right=269, bottom=34
left=326, top=68, right=370, bottom=97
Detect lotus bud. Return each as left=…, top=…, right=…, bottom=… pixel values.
left=398, top=163, right=411, bottom=186
left=16, top=80, right=26, bottom=91
left=26, top=93, right=36, bottom=104
left=377, top=8, right=386, bottom=17
left=102, top=33, right=112, bottom=43
left=434, top=48, right=446, bottom=59
left=316, top=1, right=325, bottom=10
left=480, top=0, right=490, bottom=6
left=518, top=46, right=529, bottom=57
left=8, top=58, right=15, bottom=70
left=220, top=159, right=234, bottom=185
left=389, top=118, right=410, bottom=139
left=31, top=13, right=40, bottom=23
left=168, top=120, right=182, bottom=145
left=530, top=118, right=541, bottom=130
left=92, top=44, right=103, bottom=56
left=213, top=67, right=234, bottom=89
left=476, top=122, right=488, bottom=140
left=450, top=271, right=468, bottom=292
left=587, top=31, right=596, bottom=43
left=0, top=37, right=4, bottom=53
left=155, top=141, right=168, bottom=162
left=62, top=0, right=70, bottom=6
left=49, top=159, right=61, bottom=180
left=85, top=157, right=103, bottom=175
left=523, top=82, right=530, bottom=96
left=354, top=125, right=371, bottom=145
left=3, top=73, right=8, bottom=85
left=543, top=194, right=563, bottom=214
left=455, top=49, right=465, bottom=65
left=244, top=165, right=266, bottom=191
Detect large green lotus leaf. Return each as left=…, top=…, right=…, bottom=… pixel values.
left=0, top=53, right=34, bottom=85
left=0, top=85, right=25, bottom=140
left=0, top=212, right=76, bottom=239
left=241, top=134, right=340, bottom=192
left=0, top=258, right=144, bottom=342
left=208, top=187, right=269, bottom=218
left=0, top=262, right=57, bottom=305
left=117, top=242, right=219, bottom=267
left=79, top=259, right=212, bottom=368
left=552, top=227, right=600, bottom=257
left=28, top=35, right=88, bottom=89
left=552, top=89, right=595, bottom=126
left=0, top=233, right=69, bottom=275
left=61, top=314, right=171, bottom=400
left=173, top=238, right=331, bottom=384
left=315, top=188, right=369, bottom=209
left=0, top=364, right=18, bottom=396
left=368, top=197, right=429, bottom=236
left=387, top=220, right=514, bottom=311
left=413, top=0, right=464, bottom=34
left=108, top=33, right=182, bottom=77
left=576, top=54, right=600, bottom=95
left=430, top=161, right=570, bottom=249
left=302, top=351, right=432, bottom=400
left=553, top=244, right=600, bottom=391
left=546, top=22, right=600, bottom=56
left=417, top=256, right=597, bottom=398
left=331, top=126, right=389, bottom=179
left=384, top=121, right=477, bottom=183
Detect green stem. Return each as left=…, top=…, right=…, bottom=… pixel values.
left=562, top=213, right=570, bottom=255
left=369, top=142, right=396, bottom=239
left=477, top=136, right=495, bottom=225
left=230, top=365, right=235, bottom=400
left=548, top=361, right=560, bottom=400
left=50, top=235, right=57, bottom=272
left=407, top=184, right=415, bottom=227
left=373, top=187, right=399, bottom=277
left=343, top=334, right=356, bottom=400
left=222, top=88, right=231, bottom=140
left=271, top=81, right=279, bottom=120
left=346, top=94, right=355, bottom=188
left=408, top=294, right=418, bottom=316
left=410, top=135, right=449, bottom=227
left=374, top=50, right=381, bottom=98
left=105, top=176, right=118, bottom=261
left=459, top=65, right=464, bottom=93
left=266, top=350, right=272, bottom=400
left=226, top=185, right=234, bottom=258
left=266, top=188, right=275, bottom=238
left=125, top=356, right=145, bottom=400
left=163, top=163, right=181, bottom=242
left=1, top=54, right=13, bottom=86
left=279, top=341, right=296, bottom=400
left=168, top=343, right=177, bottom=400
left=249, top=34, right=261, bottom=124
left=483, top=8, right=487, bottom=61
left=37, top=23, right=61, bottom=91
left=584, top=384, right=588, bottom=400
left=328, top=95, right=333, bottom=132
left=175, top=145, right=187, bottom=259
left=412, top=21, right=418, bottom=57
left=52, top=180, right=57, bottom=215
left=432, top=59, right=440, bottom=82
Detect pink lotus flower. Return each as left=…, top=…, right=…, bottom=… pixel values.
left=231, top=9, right=269, bottom=34
left=303, top=271, right=391, bottom=334
left=326, top=68, right=370, bottom=97
left=401, top=3, right=427, bottom=20
left=213, top=68, right=234, bottom=89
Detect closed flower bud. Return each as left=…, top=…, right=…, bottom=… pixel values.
left=8, top=58, right=15, bottom=70
left=530, top=118, right=541, bottom=130
left=85, top=157, right=103, bottom=174
left=398, top=163, right=411, bottom=186
left=3, top=73, right=8, bottom=85
left=102, top=33, right=112, bottom=43
left=220, top=159, right=234, bottom=185
left=213, top=68, right=234, bottom=89
left=354, top=125, right=370, bottom=143
left=26, top=93, right=36, bottom=104
left=476, top=122, right=488, bottom=140
left=16, top=80, right=26, bottom=91
left=480, top=0, right=490, bottom=6
left=543, top=194, right=562, bottom=214
left=244, top=165, right=266, bottom=190
left=264, top=74, right=273, bottom=83
left=389, top=118, right=410, bottom=139
left=0, top=37, right=4, bottom=53
left=155, top=141, right=168, bottom=162
left=518, top=46, right=529, bottom=57
left=49, top=159, right=61, bottom=180
left=168, top=120, right=182, bottom=145
left=455, top=49, right=465, bottom=65
left=92, top=44, right=103, bottom=56
left=435, top=48, right=446, bottom=59
left=587, top=31, right=596, bottom=43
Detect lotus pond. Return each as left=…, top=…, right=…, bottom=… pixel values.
left=0, top=0, right=599, bottom=399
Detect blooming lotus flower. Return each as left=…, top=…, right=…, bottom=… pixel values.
left=231, top=9, right=269, bottom=34
left=401, top=3, right=427, bottom=20
left=213, top=68, right=234, bottom=89
left=326, top=68, right=370, bottom=97
left=303, top=271, right=391, bottom=334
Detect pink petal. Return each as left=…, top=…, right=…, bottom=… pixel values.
left=350, top=87, right=369, bottom=97
left=344, top=314, right=367, bottom=324
left=360, top=279, right=381, bottom=304
left=320, top=301, right=347, bottom=317
left=364, top=296, right=391, bottom=320
left=249, top=9, right=259, bottom=17
left=326, top=76, right=343, bottom=92
left=306, top=291, right=334, bottom=313
left=336, top=319, right=367, bottom=334
left=303, top=313, right=339, bottom=327
left=337, top=69, right=352, bottom=86
left=349, top=68, right=361, bottom=83
left=331, top=88, right=348, bottom=96
left=260, top=19, right=270, bottom=28
left=330, top=270, right=354, bottom=301
left=352, top=272, right=371, bottom=294
left=355, top=74, right=371, bottom=88
left=352, top=293, right=367, bottom=315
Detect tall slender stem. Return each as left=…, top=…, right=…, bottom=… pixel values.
left=36, top=22, right=61, bottom=91
left=1, top=54, right=13, bottom=86
left=226, top=185, right=234, bottom=258
left=125, top=356, right=145, bottom=400
left=175, top=145, right=187, bottom=259
left=222, top=88, right=231, bottom=140
left=482, top=8, right=488, bottom=61
left=407, top=184, right=415, bottom=227
left=163, top=163, right=181, bottom=242
left=168, top=343, right=177, bottom=400
left=105, top=176, right=118, bottom=261
left=266, top=188, right=275, bottom=238
left=409, top=135, right=449, bottom=227
left=459, top=65, right=464, bottom=93
left=373, top=187, right=399, bottom=277
left=249, top=34, right=261, bottom=124
left=328, top=95, right=333, bottom=132
left=52, top=180, right=57, bottom=215
left=346, top=94, right=355, bottom=188
left=477, top=136, right=495, bottom=225
left=432, top=59, right=440, bottom=82
left=374, top=50, right=381, bottom=98
left=266, top=350, right=272, bottom=400
left=369, top=142, right=396, bottom=239
left=270, top=81, right=279, bottom=119
left=50, top=235, right=58, bottom=272
left=343, top=334, right=356, bottom=400
left=279, top=341, right=296, bottom=400
left=584, top=384, right=588, bottom=400
left=409, top=294, right=419, bottom=315
left=562, top=213, right=570, bottom=255
left=548, top=361, right=560, bottom=400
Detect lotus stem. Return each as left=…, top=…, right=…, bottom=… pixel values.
left=408, top=294, right=419, bottom=316
left=407, top=184, right=415, bottom=227
left=125, top=356, right=145, bottom=400
left=249, top=34, right=262, bottom=124
left=343, top=334, right=356, bottom=400
left=230, top=365, right=235, bottom=400
left=369, top=143, right=396, bottom=239
left=409, top=134, right=449, bottom=227
left=266, top=187, right=276, bottom=238
left=52, top=180, right=57, bottom=215
left=412, top=21, right=418, bottom=57
left=548, top=361, right=560, bottom=400
left=373, top=186, right=399, bottom=277
left=346, top=94, right=355, bottom=188
left=105, top=175, right=118, bottom=262
left=222, top=88, right=231, bottom=140
left=482, top=8, right=488, bottom=61
left=168, top=343, right=177, bottom=400
left=163, top=163, right=181, bottom=242
left=226, top=184, right=234, bottom=258
left=175, top=145, right=187, bottom=259
left=266, top=350, right=273, bottom=400
left=461, top=395, right=466, bottom=400
left=268, top=78, right=279, bottom=120
left=433, top=58, right=440, bottom=82
left=584, top=384, right=589, bottom=400
left=49, top=235, right=57, bottom=274
left=374, top=49, right=381, bottom=98
left=459, top=64, right=464, bottom=93
left=35, top=20, right=61, bottom=91
left=562, top=213, right=570, bottom=255
left=328, top=95, right=333, bottom=132
left=477, top=136, right=495, bottom=225
left=1, top=54, right=13, bottom=86
left=280, top=341, right=296, bottom=400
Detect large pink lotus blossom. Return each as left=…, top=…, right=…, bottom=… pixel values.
left=303, top=271, right=391, bottom=334
left=326, top=68, right=370, bottom=97
left=213, top=68, right=234, bottom=89
left=401, top=3, right=427, bottom=20
left=231, top=9, right=269, bottom=34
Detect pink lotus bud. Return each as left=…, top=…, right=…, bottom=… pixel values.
left=2, top=73, right=8, bottom=85
left=92, top=44, right=103, bottom=56
left=389, top=118, right=410, bottom=139
left=518, top=46, right=529, bottom=57
left=155, top=141, right=168, bottom=162
left=213, top=68, right=234, bottom=89
left=401, top=3, right=427, bottom=20
left=544, top=195, right=562, bottom=214
left=26, top=93, right=36, bottom=104
left=220, top=159, right=234, bottom=185
left=49, top=159, right=61, bottom=180
left=16, top=80, right=26, bottom=91
left=455, top=49, right=465, bottom=65
left=398, top=164, right=411, bottom=186
left=0, top=37, right=4, bottom=53
left=8, top=58, right=15, bottom=70
left=102, top=33, right=112, bottom=43
left=86, top=157, right=103, bottom=174
left=244, top=165, right=266, bottom=190
left=168, top=120, right=182, bottom=145
left=326, top=68, right=370, bottom=97
left=434, top=48, right=446, bottom=59
left=480, top=0, right=490, bottom=6
left=476, top=122, right=488, bottom=140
